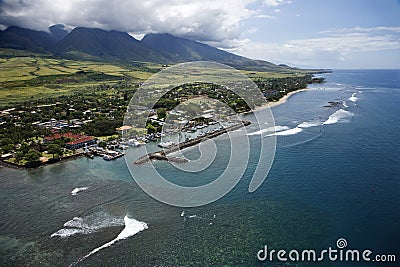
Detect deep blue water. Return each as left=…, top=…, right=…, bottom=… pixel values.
left=0, top=69, right=399, bottom=266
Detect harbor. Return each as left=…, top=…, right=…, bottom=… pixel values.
left=86, top=147, right=125, bottom=161
left=134, top=120, right=251, bottom=164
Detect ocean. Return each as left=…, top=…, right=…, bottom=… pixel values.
left=0, top=69, right=399, bottom=266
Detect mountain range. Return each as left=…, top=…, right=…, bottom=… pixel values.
left=0, top=25, right=293, bottom=71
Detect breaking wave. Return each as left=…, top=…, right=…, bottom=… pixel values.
left=71, top=187, right=89, bottom=196
left=297, top=121, right=321, bottom=128
left=349, top=93, right=358, bottom=102
left=70, top=215, right=148, bottom=266
left=267, top=127, right=303, bottom=136
left=51, top=212, right=124, bottom=238
left=323, top=109, right=354, bottom=125
left=82, top=216, right=147, bottom=257
left=247, top=125, right=289, bottom=136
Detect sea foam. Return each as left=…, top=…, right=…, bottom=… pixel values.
left=51, top=212, right=124, bottom=238
left=71, top=187, right=89, bottom=195
left=80, top=216, right=148, bottom=259
left=68, top=215, right=148, bottom=266
left=247, top=126, right=289, bottom=136
left=349, top=93, right=358, bottom=102
left=267, top=127, right=303, bottom=136
left=297, top=121, right=321, bottom=128
left=323, top=109, right=354, bottom=125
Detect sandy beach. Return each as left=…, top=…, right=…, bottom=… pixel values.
left=249, top=88, right=308, bottom=113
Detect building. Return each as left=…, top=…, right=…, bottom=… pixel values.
left=43, top=132, right=82, bottom=143
left=116, top=125, right=133, bottom=135
left=44, top=131, right=96, bottom=149
left=65, top=136, right=96, bottom=149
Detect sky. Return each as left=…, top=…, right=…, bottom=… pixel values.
left=0, top=0, right=399, bottom=69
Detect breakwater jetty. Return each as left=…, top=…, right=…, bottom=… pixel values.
left=134, top=120, right=250, bottom=164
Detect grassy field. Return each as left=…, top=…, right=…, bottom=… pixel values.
left=0, top=48, right=307, bottom=107
left=0, top=56, right=154, bottom=83
left=0, top=51, right=156, bottom=106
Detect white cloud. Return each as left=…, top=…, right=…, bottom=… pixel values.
left=236, top=26, right=400, bottom=68
left=253, top=14, right=275, bottom=19
left=263, top=0, right=292, bottom=7
left=247, top=27, right=258, bottom=34
left=0, top=0, right=258, bottom=48
left=320, top=26, right=400, bottom=34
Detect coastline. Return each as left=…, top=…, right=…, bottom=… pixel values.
left=266, top=88, right=308, bottom=108
left=0, top=152, right=84, bottom=170
left=246, top=88, right=308, bottom=114
left=0, top=89, right=308, bottom=169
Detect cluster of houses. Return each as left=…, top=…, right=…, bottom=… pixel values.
left=33, top=118, right=93, bottom=131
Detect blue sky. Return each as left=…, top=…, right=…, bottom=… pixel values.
left=0, top=0, right=399, bottom=68
left=236, top=0, right=400, bottom=68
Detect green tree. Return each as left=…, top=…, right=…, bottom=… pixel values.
left=157, top=108, right=167, bottom=119
left=14, top=151, right=24, bottom=164
left=47, top=144, right=61, bottom=158
left=20, top=143, right=30, bottom=154
left=25, top=149, right=41, bottom=167
left=146, top=123, right=157, bottom=134
left=1, top=144, right=14, bottom=153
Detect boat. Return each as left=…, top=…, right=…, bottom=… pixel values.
left=157, top=141, right=175, bottom=148
left=127, top=139, right=142, bottom=147
left=103, top=154, right=113, bottom=161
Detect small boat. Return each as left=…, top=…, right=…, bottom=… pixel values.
left=158, top=141, right=175, bottom=148
left=119, top=144, right=129, bottom=150
left=103, top=155, right=113, bottom=161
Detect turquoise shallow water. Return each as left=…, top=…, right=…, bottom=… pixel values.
left=0, top=70, right=399, bottom=266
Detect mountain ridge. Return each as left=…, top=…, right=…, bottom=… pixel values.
left=0, top=25, right=293, bottom=71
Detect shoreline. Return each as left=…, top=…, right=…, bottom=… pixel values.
left=0, top=152, right=84, bottom=170
left=1, top=89, right=307, bottom=169
left=254, top=88, right=308, bottom=111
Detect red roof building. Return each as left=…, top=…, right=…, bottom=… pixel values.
left=44, top=132, right=96, bottom=149
left=43, top=132, right=82, bottom=142
left=66, top=136, right=95, bottom=149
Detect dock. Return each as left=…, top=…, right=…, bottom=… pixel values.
left=88, top=147, right=124, bottom=161
left=134, top=120, right=250, bottom=164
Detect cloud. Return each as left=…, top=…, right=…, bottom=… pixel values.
left=320, top=26, right=400, bottom=34
left=236, top=26, right=400, bottom=68
left=0, top=0, right=260, bottom=48
left=252, top=14, right=275, bottom=19
left=247, top=27, right=258, bottom=34
left=263, top=0, right=292, bottom=7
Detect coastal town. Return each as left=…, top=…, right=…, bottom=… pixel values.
left=0, top=73, right=324, bottom=168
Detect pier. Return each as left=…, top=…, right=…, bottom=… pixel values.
left=88, top=147, right=125, bottom=161
left=134, top=120, right=251, bottom=164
